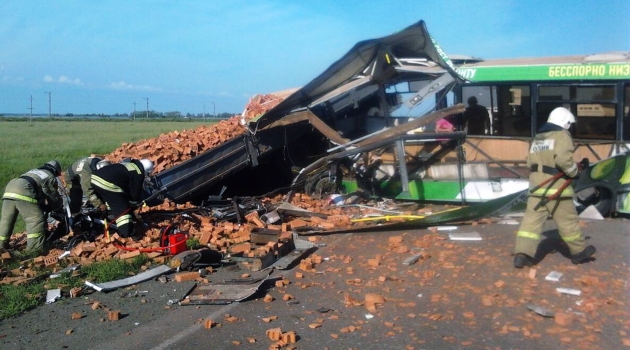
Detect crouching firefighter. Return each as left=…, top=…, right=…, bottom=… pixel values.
left=65, top=156, right=111, bottom=215
left=90, top=158, right=153, bottom=238
left=514, top=107, right=596, bottom=268
left=0, top=160, right=63, bottom=254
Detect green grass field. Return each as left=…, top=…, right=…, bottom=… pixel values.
left=0, top=119, right=213, bottom=232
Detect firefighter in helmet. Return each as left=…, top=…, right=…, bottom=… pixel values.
left=0, top=160, right=63, bottom=254
left=90, top=158, right=153, bottom=238
left=65, top=157, right=112, bottom=215
left=514, top=107, right=596, bottom=268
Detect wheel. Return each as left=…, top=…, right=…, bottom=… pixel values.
left=575, top=186, right=612, bottom=217
left=305, top=173, right=337, bottom=197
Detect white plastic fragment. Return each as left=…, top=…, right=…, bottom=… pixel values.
left=365, top=313, right=374, bottom=319
left=556, top=287, right=581, bottom=296
left=545, top=271, right=563, bottom=282
left=46, top=289, right=62, bottom=304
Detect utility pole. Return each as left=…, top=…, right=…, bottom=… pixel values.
left=211, top=101, right=216, bottom=118
left=28, top=95, right=34, bottom=123
left=203, top=104, right=206, bottom=121
left=133, top=101, right=136, bottom=122
left=44, top=91, right=51, bottom=118
left=144, top=97, right=149, bottom=119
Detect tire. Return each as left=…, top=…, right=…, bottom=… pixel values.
left=575, top=186, right=612, bottom=217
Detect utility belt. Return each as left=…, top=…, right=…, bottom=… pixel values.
left=19, top=175, right=41, bottom=199
left=530, top=164, right=560, bottom=175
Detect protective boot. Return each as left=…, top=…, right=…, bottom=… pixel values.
left=571, top=245, right=596, bottom=265
left=514, top=253, right=534, bottom=268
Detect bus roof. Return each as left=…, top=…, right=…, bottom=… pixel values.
left=456, top=51, right=630, bottom=82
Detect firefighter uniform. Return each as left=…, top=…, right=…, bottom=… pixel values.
left=514, top=124, right=585, bottom=258
left=65, top=157, right=104, bottom=214
left=90, top=159, right=146, bottom=238
left=0, top=165, right=63, bottom=253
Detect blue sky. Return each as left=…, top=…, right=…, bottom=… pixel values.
left=1, top=0, right=628, bottom=115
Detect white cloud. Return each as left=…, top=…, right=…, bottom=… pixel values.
left=43, top=75, right=83, bottom=85
left=109, top=81, right=162, bottom=92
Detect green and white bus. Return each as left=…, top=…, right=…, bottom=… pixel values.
left=453, top=52, right=630, bottom=215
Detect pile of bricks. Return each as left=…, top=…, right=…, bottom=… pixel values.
left=103, top=90, right=291, bottom=174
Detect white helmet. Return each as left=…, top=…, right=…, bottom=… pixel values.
left=547, top=107, right=576, bottom=130
left=140, top=158, right=154, bottom=176
left=96, top=159, right=112, bottom=170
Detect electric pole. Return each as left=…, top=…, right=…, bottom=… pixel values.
left=211, top=101, right=216, bottom=118
left=133, top=101, right=136, bottom=122
left=44, top=91, right=51, bottom=118
left=144, top=97, right=149, bottom=119
left=28, top=95, right=34, bottom=123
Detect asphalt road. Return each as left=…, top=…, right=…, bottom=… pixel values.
left=1, top=214, right=629, bottom=350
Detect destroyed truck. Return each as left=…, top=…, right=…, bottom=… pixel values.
left=144, top=20, right=469, bottom=207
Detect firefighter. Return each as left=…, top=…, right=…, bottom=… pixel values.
left=514, top=107, right=596, bottom=268
left=0, top=160, right=63, bottom=254
left=64, top=157, right=111, bottom=215
left=90, top=158, right=153, bottom=238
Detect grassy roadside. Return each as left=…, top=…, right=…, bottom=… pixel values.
left=0, top=119, right=210, bottom=320
left=0, top=255, right=149, bottom=320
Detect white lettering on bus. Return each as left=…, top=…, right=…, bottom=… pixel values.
left=456, top=68, right=476, bottom=79
left=548, top=64, right=615, bottom=78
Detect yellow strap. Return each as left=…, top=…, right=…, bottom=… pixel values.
left=27, top=233, right=43, bottom=239
left=2, top=193, right=38, bottom=203
left=517, top=231, right=540, bottom=240
left=352, top=214, right=426, bottom=223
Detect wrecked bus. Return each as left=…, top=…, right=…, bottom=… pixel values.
left=145, top=21, right=629, bottom=218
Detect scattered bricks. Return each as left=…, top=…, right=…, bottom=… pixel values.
left=44, top=256, right=58, bottom=267
left=295, top=272, right=303, bottom=279
left=263, top=294, right=274, bottom=303
left=103, top=245, right=118, bottom=256
left=396, top=245, right=410, bottom=254
left=225, top=316, right=239, bottom=323
left=245, top=211, right=265, bottom=228
left=230, top=242, right=252, bottom=255
left=377, top=276, right=388, bottom=282
left=71, top=312, right=83, bottom=320
left=309, top=323, right=322, bottom=329
left=199, top=231, right=212, bottom=246
left=70, top=287, right=82, bottom=298
left=365, top=293, right=385, bottom=304
left=555, top=312, right=575, bottom=326
left=174, top=271, right=200, bottom=282
left=528, top=268, right=537, bottom=279
left=108, top=310, right=121, bottom=321
left=246, top=337, right=256, bottom=343
left=266, top=327, right=283, bottom=341
left=288, top=219, right=309, bottom=229
left=66, top=329, right=73, bottom=335
left=494, top=280, right=506, bottom=288
left=91, top=302, right=101, bottom=310
left=119, top=250, right=141, bottom=260
left=282, top=294, right=293, bottom=301
left=282, top=331, right=297, bottom=343
left=275, top=280, right=284, bottom=288
left=204, top=319, right=216, bottom=329
left=262, top=316, right=278, bottom=323
left=389, top=236, right=403, bottom=244
left=0, top=251, right=11, bottom=261
left=367, top=258, right=380, bottom=267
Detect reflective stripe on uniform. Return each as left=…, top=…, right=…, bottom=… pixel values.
left=91, top=175, right=124, bottom=193
left=2, top=192, right=38, bottom=203
left=517, top=231, right=540, bottom=240
left=124, top=163, right=142, bottom=174
left=27, top=233, right=43, bottom=239
left=562, top=232, right=582, bottom=242
left=117, top=214, right=132, bottom=226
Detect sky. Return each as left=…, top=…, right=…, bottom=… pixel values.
left=1, top=0, right=628, bottom=116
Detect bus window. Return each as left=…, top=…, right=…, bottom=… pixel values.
left=463, top=85, right=531, bottom=137
left=537, top=85, right=616, bottom=140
